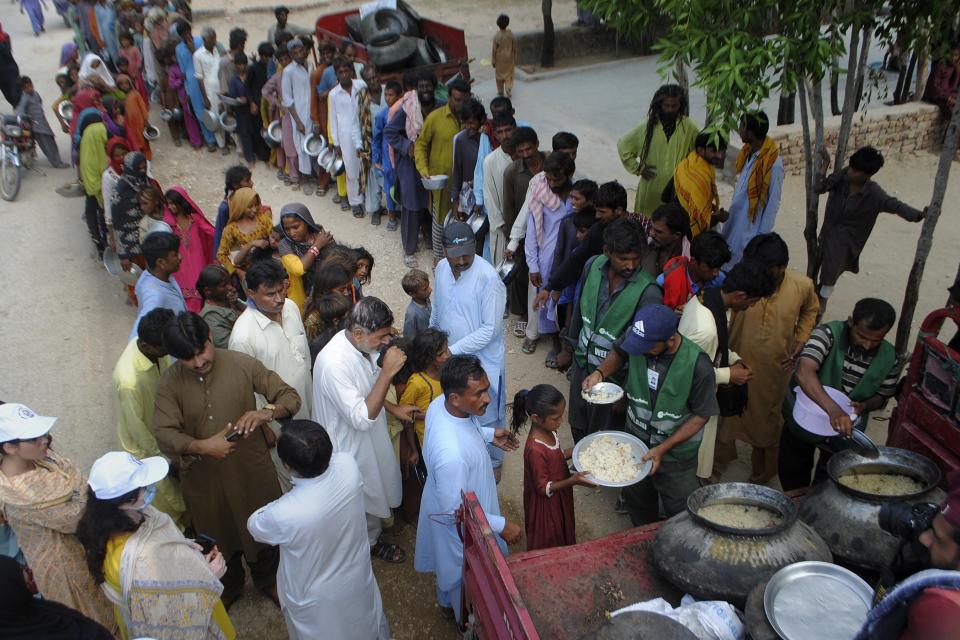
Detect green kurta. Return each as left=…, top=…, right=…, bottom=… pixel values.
left=153, top=349, right=301, bottom=561
left=617, top=115, right=698, bottom=216
left=415, top=103, right=462, bottom=222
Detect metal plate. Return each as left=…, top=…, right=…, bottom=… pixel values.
left=572, top=430, right=652, bottom=488
left=581, top=381, right=624, bottom=405
left=764, top=561, right=872, bottom=640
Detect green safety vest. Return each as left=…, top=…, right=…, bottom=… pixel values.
left=575, top=256, right=655, bottom=380
left=624, top=336, right=705, bottom=461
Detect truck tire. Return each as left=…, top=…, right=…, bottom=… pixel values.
left=426, top=36, right=447, bottom=64
left=412, top=38, right=433, bottom=67
left=367, top=31, right=400, bottom=48
left=345, top=14, right=364, bottom=43
left=361, top=8, right=419, bottom=43
left=365, top=34, right=418, bottom=68
left=397, top=0, right=422, bottom=24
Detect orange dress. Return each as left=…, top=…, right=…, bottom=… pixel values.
left=123, top=89, right=152, bottom=161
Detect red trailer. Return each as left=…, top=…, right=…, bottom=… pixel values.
left=886, top=307, right=960, bottom=485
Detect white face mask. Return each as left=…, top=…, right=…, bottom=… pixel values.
left=120, top=484, right=157, bottom=513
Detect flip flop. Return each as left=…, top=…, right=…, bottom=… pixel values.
left=512, top=321, right=527, bottom=338
left=544, top=349, right=559, bottom=369
left=371, top=540, right=406, bottom=563
left=521, top=338, right=538, bottom=354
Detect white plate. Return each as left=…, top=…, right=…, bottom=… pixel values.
left=581, top=381, right=624, bottom=405
left=572, top=430, right=652, bottom=488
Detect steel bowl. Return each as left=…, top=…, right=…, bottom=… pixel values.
left=143, top=124, right=160, bottom=141
left=159, top=108, right=174, bottom=122
left=688, top=482, right=798, bottom=537
left=421, top=174, right=448, bottom=191
left=57, top=101, right=73, bottom=121
left=302, top=133, right=327, bottom=157
left=495, top=258, right=516, bottom=281
left=219, top=94, right=241, bottom=107
left=464, top=209, right=486, bottom=235
left=202, top=109, right=221, bottom=132
left=317, top=147, right=335, bottom=172
left=572, top=430, right=652, bottom=488
left=103, top=247, right=143, bottom=286
left=265, top=119, right=282, bottom=147
left=218, top=112, right=237, bottom=133
left=581, top=381, right=624, bottom=405
left=170, top=107, right=183, bottom=122
left=330, top=154, right=346, bottom=177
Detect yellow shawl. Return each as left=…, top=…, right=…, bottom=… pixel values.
left=735, top=136, right=779, bottom=222
left=673, top=151, right=719, bottom=237
left=227, top=187, right=260, bottom=224
left=0, top=451, right=83, bottom=511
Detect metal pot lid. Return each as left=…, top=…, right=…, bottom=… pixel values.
left=687, top=482, right=797, bottom=536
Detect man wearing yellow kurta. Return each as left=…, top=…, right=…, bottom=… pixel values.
left=617, top=85, right=698, bottom=217
left=715, top=233, right=819, bottom=483
left=112, top=309, right=188, bottom=530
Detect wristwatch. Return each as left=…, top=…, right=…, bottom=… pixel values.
left=263, top=404, right=277, bottom=420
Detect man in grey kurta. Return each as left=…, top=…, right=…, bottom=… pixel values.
left=15, top=78, right=67, bottom=168
left=154, top=312, right=301, bottom=607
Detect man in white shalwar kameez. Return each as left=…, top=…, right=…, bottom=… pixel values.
left=311, top=297, right=417, bottom=561
left=482, top=122, right=516, bottom=268
left=415, top=355, right=522, bottom=623
left=282, top=39, right=314, bottom=180
left=431, top=222, right=509, bottom=479
left=248, top=421, right=390, bottom=640
left=328, top=58, right=367, bottom=215
left=194, top=27, right=225, bottom=149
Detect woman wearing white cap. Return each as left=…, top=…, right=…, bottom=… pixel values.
left=0, top=403, right=116, bottom=633
left=76, top=451, right=236, bottom=640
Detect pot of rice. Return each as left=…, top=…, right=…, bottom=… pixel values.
left=652, top=483, right=831, bottom=607
left=799, top=446, right=944, bottom=569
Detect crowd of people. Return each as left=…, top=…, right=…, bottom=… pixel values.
left=1, top=3, right=958, bottom=639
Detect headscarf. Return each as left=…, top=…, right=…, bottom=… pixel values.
left=0, top=556, right=112, bottom=640
left=227, top=187, right=260, bottom=223
left=106, top=136, right=128, bottom=173
left=75, top=107, right=103, bottom=145
left=0, top=22, right=9, bottom=45
left=278, top=202, right=321, bottom=257
left=69, top=88, right=101, bottom=137
left=163, top=186, right=214, bottom=237
left=59, top=42, right=78, bottom=66
left=78, top=119, right=108, bottom=199
left=78, top=53, right=116, bottom=89
left=111, top=152, right=149, bottom=257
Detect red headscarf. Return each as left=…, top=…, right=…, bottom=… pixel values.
left=105, top=137, right=129, bottom=173
left=0, top=22, right=10, bottom=45
left=942, top=470, right=960, bottom=532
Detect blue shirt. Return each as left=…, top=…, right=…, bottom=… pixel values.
left=130, top=271, right=187, bottom=341
left=721, top=150, right=785, bottom=270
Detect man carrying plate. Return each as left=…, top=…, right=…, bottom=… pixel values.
left=778, top=298, right=904, bottom=491
left=583, top=304, right=718, bottom=525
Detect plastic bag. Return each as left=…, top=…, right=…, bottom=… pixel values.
left=611, top=594, right=744, bottom=640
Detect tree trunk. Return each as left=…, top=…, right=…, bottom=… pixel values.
left=799, top=77, right=826, bottom=280
left=541, top=0, right=555, bottom=68
left=675, top=59, right=690, bottom=102
left=830, top=60, right=842, bottom=116
left=914, top=52, right=929, bottom=103
left=895, top=90, right=960, bottom=353
left=835, top=25, right=871, bottom=170
left=895, top=52, right=917, bottom=104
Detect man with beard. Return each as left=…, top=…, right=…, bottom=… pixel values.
left=282, top=38, right=316, bottom=194
left=669, top=130, right=729, bottom=237
left=416, top=78, right=470, bottom=260
left=618, top=84, right=699, bottom=217
left=431, top=223, right=509, bottom=481
left=329, top=57, right=367, bottom=213
left=565, top=218, right=663, bottom=443
left=778, top=298, right=904, bottom=491
left=311, top=297, right=417, bottom=563
left=449, top=98, right=487, bottom=250
left=642, top=203, right=690, bottom=278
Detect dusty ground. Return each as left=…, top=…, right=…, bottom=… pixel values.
left=1, top=0, right=958, bottom=638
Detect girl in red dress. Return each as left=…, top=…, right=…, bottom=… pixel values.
left=512, top=384, right=595, bottom=551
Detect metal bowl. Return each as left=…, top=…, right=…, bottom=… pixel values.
left=495, top=258, right=516, bottom=281
left=572, top=430, right=652, bottom=488
left=57, top=101, right=73, bottom=121
left=421, top=174, right=448, bottom=191
left=828, top=446, right=941, bottom=503
left=330, top=154, right=345, bottom=177
left=581, top=381, right=624, bottom=405
left=265, top=119, right=282, bottom=147
left=219, top=94, right=241, bottom=107
left=170, top=107, right=183, bottom=122
left=159, top=108, right=174, bottom=122
left=302, top=133, right=327, bottom=157
left=202, top=109, right=221, bottom=132
left=103, top=247, right=143, bottom=286
left=218, top=112, right=237, bottom=133
left=464, top=209, right=486, bottom=235
left=687, top=482, right=798, bottom=537
left=143, top=124, right=160, bottom=140
left=317, top=147, right=335, bottom=172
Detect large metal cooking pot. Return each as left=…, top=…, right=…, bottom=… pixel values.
left=799, top=446, right=944, bottom=569
left=653, top=483, right=831, bottom=607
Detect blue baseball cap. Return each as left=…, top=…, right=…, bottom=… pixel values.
left=620, top=304, right=678, bottom=356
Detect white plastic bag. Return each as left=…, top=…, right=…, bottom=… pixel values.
left=611, top=594, right=744, bottom=640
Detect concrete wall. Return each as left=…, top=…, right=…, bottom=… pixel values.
left=512, top=25, right=659, bottom=66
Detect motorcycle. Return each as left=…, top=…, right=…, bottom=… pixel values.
left=0, top=114, right=38, bottom=202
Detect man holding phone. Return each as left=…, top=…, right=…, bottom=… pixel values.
left=154, top=311, right=302, bottom=610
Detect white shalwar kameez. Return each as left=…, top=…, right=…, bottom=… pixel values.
left=431, top=256, right=508, bottom=469
left=311, top=330, right=401, bottom=544
left=328, top=79, right=367, bottom=207
left=193, top=46, right=224, bottom=147
left=415, top=397, right=508, bottom=623
left=247, top=453, right=391, bottom=640
left=281, top=60, right=314, bottom=176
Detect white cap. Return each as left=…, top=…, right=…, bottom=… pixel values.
left=0, top=403, right=56, bottom=442
left=88, top=452, right=169, bottom=500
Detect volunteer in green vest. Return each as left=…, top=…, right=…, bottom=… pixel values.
left=778, top=297, right=903, bottom=491
left=565, top=218, right=663, bottom=443
left=584, top=304, right=719, bottom=525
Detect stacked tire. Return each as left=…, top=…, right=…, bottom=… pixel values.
left=352, top=3, right=446, bottom=71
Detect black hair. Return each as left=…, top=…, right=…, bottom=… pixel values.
left=277, top=420, right=333, bottom=478
left=229, top=28, right=247, bottom=51
left=274, top=30, right=292, bottom=49
left=741, top=110, right=770, bottom=140
left=497, top=14, right=510, bottom=29
left=353, top=246, right=374, bottom=284
left=722, top=259, right=777, bottom=299
left=319, top=41, right=336, bottom=54
left=510, top=126, right=538, bottom=148
left=163, top=312, right=211, bottom=360
left=344, top=296, right=394, bottom=333
left=573, top=206, right=597, bottom=229
left=511, top=384, right=565, bottom=434
left=18, top=76, right=32, bottom=88
left=402, top=69, right=419, bottom=90
left=543, top=151, right=575, bottom=177
left=76, top=487, right=142, bottom=584
left=313, top=263, right=353, bottom=297
left=339, top=40, right=356, bottom=54
left=119, top=31, right=134, bottom=45
left=257, top=42, right=275, bottom=59
left=852, top=297, right=896, bottom=331
left=417, top=69, right=438, bottom=88
left=459, top=98, right=486, bottom=124
left=385, top=80, right=403, bottom=95
left=652, top=203, right=692, bottom=240
left=245, top=259, right=287, bottom=292
left=638, top=84, right=688, bottom=167
left=571, top=179, right=598, bottom=202
left=175, top=20, right=191, bottom=39
left=491, top=113, right=517, bottom=130
left=137, top=308, right=175, bottom=347
left=690, top=230, right=731, bottom=269
left=743, top=232, right=789, bottom=268
left=489, top=96, right=514, bottom=116
left=695, top=130, right=729, bottom=150
left=552, top=131, right=579, bottom=151
left=448, top=78, right=471, bottom=95
left=141, top=232, right=180, bottom=270
left=401, top=268, right=430, bottom=296
left=440, top=354, right=486, bottom=397
left=163, top=189, right=195, bottom=216
left=224, top=165, right=251, bottom=199
left=333, top=56, right=353, bottom=73
left=410, top=328, right=449, bottom=373
left=594, top=181, right=628, bottom=211
left=312, top=292, right=353, bottom=329
left=849, top=146, right=884, bottom=175
left=196, top=264, right=230, bottom=301
left=603, top=217, right=647, bottom=255
left=274, top=5, right=289, bottom=18
left=234, top=52, right=249, bottom=67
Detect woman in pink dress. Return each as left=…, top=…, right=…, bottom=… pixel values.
left=163, top=186, right=214, bottom=312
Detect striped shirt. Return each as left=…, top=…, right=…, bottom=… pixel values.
left=800, top=324, right=903, bottom=397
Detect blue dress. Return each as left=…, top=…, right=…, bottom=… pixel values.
left=175, top=37, right=215, bottom=145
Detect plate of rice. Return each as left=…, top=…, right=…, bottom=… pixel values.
left=572, top=431, right=652, bottom=487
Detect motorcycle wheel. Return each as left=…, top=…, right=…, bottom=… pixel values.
left=1, top=146, right=22, bottom=201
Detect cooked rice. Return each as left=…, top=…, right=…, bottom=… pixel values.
left=578, top=436, right=642, bottom=483
left=697, top=503, right=783, bottom=529
left=838, top=472, right=924, bottom=496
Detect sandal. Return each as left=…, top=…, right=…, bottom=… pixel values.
left=544, top=349, right=559, bottom=369
left=386, top=217, right=398, bottom=231
left=303, top=184, right=314, bottom=196
left=317, top=187, right=328, bottom=197
left=340, top=201, right=351, bottom=211
left=371, top=540, right=406, bottom=564
left=512, top=321, right=527, bottom=338
left=332, top=194, right=342, bottom=204
left=521, top=338, right=538, bottom=354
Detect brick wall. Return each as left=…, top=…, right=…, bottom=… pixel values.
left=768, top=102, right=952, bottom=176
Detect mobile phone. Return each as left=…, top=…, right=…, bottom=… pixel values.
left=225, top=429, right=241, bottom=442
left=196, top=534, right=217, bottom=555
